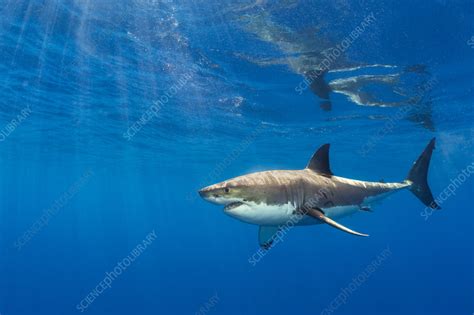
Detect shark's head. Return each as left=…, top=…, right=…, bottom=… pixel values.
left=198, top=177, right=257, bottom=212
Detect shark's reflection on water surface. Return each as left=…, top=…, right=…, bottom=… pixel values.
left=232, top=8, right=435, bottom=128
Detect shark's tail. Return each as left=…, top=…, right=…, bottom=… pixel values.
left=305, top=70, right=331, bottom=100
left=405, top=138, right=440, bottom=209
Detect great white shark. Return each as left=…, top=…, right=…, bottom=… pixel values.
left=199, top=138, right=439, bottom=248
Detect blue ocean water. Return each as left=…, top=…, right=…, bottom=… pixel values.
left=0, top=0, right=473, bottom=314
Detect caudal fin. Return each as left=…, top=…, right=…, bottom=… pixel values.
left=406, top=138, right=440, bottom=209
left=305, top=70, right=331, bottom=100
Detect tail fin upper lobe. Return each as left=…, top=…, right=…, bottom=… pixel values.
left=406, top=138, right=440, bottom=209
left=305, top=70, right=331, bottom=100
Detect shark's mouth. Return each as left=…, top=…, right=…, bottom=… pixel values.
left=224, top=202, right=245, bottom=211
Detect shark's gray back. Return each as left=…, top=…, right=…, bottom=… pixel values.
left=229, top=169, right=407, bottom=209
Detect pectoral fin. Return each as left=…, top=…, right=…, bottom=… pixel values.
left=258, top=226, right=280, bottom=249
left=307, top=208, right=369, bottom=237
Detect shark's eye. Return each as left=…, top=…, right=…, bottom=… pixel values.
left=224, top=188, right=230, bottom=193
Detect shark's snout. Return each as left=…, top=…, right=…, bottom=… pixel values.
left=198, top=183, right=240, bottom=206
left=198, top=185, right=220, bottom=202
left=198, top=186, right=213, bottom=198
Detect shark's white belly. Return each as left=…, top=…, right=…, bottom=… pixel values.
left=224, top=202, right=360, bottom=226
left=224, top=202, right=295, bottom=225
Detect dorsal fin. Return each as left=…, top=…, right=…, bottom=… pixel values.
left=306, top=144, right=333, bottom=176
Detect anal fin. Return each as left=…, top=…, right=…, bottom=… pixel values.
left=306, top=208, right=369, bottom=237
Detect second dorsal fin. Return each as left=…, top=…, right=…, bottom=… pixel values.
left=306, top=144, right=333, bottom=177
